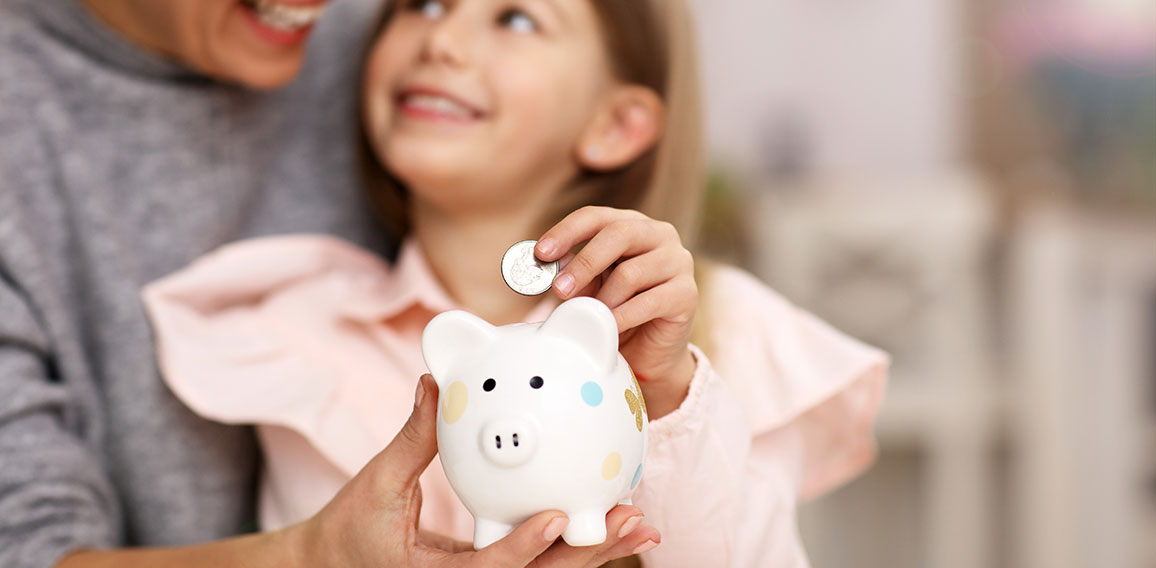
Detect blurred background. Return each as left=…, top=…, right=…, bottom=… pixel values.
left=685, top=0, right=1156, bottom=567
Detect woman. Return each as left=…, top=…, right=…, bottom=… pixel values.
left=0, top=0, right=643, bottom=566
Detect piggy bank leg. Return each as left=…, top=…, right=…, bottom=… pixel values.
left=473, top=517, right=515, bottom=550
left=561, top=510, right=607, bottom=547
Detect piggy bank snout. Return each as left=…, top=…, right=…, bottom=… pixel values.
left=479, top=416, right=540, bottom=468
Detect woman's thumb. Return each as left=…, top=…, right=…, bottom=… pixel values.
left=376, top=374, right=440, bottom=489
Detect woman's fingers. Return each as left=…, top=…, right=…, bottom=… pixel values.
left=531, top=505, right=660, bottom=568
left=429, top=505, right=658, bottom=568
left=371, top=374, right=440, bottom=495
left=418, top=529, right=475, bottom=554
left=467, top=511, right=570, bottom=568
left=590, top=526, right=661, bottom=567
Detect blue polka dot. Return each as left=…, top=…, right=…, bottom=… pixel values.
left=631, top=464, right=643, bottom=489
left=581, top=381, right=603, bottom=407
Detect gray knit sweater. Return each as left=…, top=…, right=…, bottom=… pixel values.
left=0, top=1, right=388, bottom=566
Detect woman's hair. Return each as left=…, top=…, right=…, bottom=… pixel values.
left=358, top=0, right=706, bottom=248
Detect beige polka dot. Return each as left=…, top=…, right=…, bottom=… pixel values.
left=601, top=452, right=622, bottom=480
left=443, top=381, right=468, bottom=424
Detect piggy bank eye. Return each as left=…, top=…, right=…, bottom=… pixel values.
left=483, top=378, right=496, bottom=392
left=529, top=376, right=544, bottom=389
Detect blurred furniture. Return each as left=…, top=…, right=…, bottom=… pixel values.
left=1007, top=205, right=1156, bottom=568
left=748, top=170, right=998, bottom=568
left=744, top=169, right=1156, bottom=568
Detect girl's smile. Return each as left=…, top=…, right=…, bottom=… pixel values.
left=363, top=0, right=613, bottom=208
left=395, top=84, right=488, bottom=124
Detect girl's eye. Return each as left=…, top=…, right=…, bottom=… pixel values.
left=407, top=0, right=446, bottom=19
left=497, top=8, right=538, bottom=34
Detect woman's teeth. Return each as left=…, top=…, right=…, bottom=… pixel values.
left=404, top=94, right=475, bottom=119
left=241, top=0, right=327, bottom=31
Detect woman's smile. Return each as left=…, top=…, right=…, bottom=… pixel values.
left=238, top=0, right=329, bottom=46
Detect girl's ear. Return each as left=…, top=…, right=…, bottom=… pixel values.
left=575, top=86, right=665, bottom=172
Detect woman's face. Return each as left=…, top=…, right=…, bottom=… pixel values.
left=80, top=0, right=331, bottom=89
left=362, top=0, right=616, bottom=214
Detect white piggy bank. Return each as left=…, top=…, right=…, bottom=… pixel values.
left=422, top=297, right=648, bottom=549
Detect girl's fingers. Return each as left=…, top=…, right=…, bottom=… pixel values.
left=595, top=247, right=692, bottom=310
left=555, top=253, right=577, bottom=272
left=535, top=206, right=647, bottom=261
left=611, top=276, right=697, bottom=332
left=552, top=219, right=672, bottom=299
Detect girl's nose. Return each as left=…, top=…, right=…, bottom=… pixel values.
left=419, top=10, right=472, bottom=68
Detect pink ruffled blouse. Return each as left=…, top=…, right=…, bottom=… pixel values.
left=141, top=235, right=887, bottom=567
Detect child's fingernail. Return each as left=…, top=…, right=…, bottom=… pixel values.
left=537, top=238, right=556, bottom=257
left=543, top=516, right=569, bottom=541
left=414, top=377, right=426, bottom=409
left=618, top=514, right=645, bottom=538
left=632, top=539, right=660, bottom=555
left=554, top=273, right=574, bottom=296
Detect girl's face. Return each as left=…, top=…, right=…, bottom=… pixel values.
left=363, top=0, right=617, bottom=214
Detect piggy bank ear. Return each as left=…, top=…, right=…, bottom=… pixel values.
left=539, top=297, right=619, bottom=374
left=422, top=310, right=497, bottom=386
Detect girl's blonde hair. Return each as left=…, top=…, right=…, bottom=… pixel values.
left=359, top=0, right=706, bottom=248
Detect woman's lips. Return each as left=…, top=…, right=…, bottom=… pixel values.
left=239, top=0, right=328, bottom=46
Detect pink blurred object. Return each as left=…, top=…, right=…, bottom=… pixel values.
left=995, top=1, right=1156, bottom=74
left=142, top=235, right=889, bottom=567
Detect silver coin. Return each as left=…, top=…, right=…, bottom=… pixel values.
left=501, top=240, right=558, bottom=296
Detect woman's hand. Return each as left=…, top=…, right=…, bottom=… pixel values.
left=58, top=374, right=657, bottom=568
left=536, top=206, right=698, bottom=420
left=288, top=373, right=661, bottom=568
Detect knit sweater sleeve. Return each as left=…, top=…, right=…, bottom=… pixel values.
left=0, top=280, right=120, bottom=568
left=0, top=71, right=120, bottom=568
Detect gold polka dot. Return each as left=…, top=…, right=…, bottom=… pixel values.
left=629, top=366, right=647, bottom=416
left=443, top=381, right=468, bottom=424
left=602, top=452, right=622, bottom=480
left=625, top=389, right=643, bottom=432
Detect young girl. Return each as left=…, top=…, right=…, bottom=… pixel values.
left=143, top=0, right=887, bottom=565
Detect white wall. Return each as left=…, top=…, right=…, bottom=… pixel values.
left=689, top=0, right=965, bottom=176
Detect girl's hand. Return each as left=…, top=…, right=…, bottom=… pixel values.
left=536, top=206, right=698, bottom=420
left=289, top=374, right=661, bottom=568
